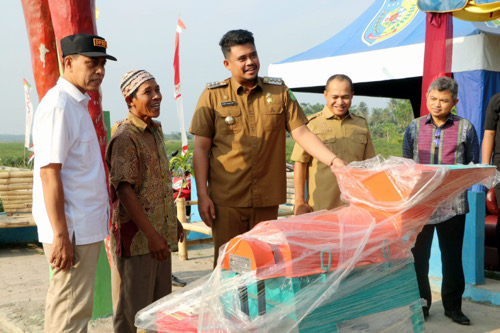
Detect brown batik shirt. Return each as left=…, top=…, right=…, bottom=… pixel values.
left=106, top=112, right=177, bottom=257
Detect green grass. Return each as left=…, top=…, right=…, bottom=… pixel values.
left=0, top=136, right=404, bottom=170
left=0, top=141, right=31, bottom=169
left=0, top=136, right=401, bottom=213
left=286, top=138, right=295, bottom=162
left=372, top=138, right=403, bottom=158
left=284, top=137, right=403, bottom=162
left=166, top=139, right=296, bottom=163
left=164, top=140, right=194, bottom=156
left=0, top=142, right=26, bottom=160
left=0, top=140, right=190, bottom=168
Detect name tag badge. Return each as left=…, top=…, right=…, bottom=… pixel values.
left=221, top=101, right=236, bottom=107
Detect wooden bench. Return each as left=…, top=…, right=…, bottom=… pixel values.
left=0, top=170, right=294, bottom=252
left=176, top=198, right=213, bottom=261
left=175, top=171, right=296, bottom=260
left=0, top=171, right=35, bottom=228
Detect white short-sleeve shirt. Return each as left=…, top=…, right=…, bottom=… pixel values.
left=32, top=77, right=109, bottom=245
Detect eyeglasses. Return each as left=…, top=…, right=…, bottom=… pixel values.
left=434, top=129, right=441, bottom=146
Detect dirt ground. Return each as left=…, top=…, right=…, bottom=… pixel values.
left=1, top=243, right=500, bottom=333
left=0, top=243, right=214, bottom=333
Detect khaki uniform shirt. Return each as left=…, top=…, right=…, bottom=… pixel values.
left=291, top=108, right=375, bottom=210
left=106, top=112, right=177, bottom=257
left=190, top=77, right=307, bottom=207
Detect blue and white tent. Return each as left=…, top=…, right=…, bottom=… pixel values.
left=268, top=0, right=500, bottom=142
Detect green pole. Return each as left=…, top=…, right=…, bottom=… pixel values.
left=92, top=110, right=113, bottom=319
left=92, top=242, right=113, bottom=318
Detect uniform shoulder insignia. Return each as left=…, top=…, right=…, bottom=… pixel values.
left=262, top=76, right=283, bottom=85
left=308, top=112, right=321, bottom=121
left=351, top=113, right=366, bottom=120
left=206, top=80, right=228, bottom=89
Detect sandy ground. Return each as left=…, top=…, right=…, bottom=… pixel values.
left=1, top=243, right=500, bottom=333
left=0, top=243, right=214, bottom=333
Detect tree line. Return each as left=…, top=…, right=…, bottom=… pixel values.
left=300, top=99, right=414, bottom=144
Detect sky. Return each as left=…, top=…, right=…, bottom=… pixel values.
left=0, top=0, right=386, bottom=136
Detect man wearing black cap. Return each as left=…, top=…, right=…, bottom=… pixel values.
left=32, top=33, right=116, bottom=332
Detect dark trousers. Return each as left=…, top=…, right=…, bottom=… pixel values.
left=113, top=253, right=172, bottom=333
left=411, top=214, right=466, bottom=312
left=497, top=214, right=500, bottom=267
left=494, top=185, right=500, bottom=267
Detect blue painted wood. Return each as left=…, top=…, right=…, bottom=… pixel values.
left=463, top=191, right=485, bottom=285
left=464, top=283, right=500, bottom=306
left=0, top=225, right=38, bottom=243
left=429, top=229, right=442, bottom=279
left=187, top=177, right=211, bottom=240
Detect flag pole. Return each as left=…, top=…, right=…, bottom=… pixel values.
left=173, top=18, right=188, bottom=155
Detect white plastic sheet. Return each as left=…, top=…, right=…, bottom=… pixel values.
left=136, top=156, right=497, bottom=332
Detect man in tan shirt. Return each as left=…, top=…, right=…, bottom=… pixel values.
left=190, top=29, right=346, bottom=264
left=292, top=74, right=375, bottom=214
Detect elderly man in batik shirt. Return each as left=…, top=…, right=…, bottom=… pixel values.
left=106, top=70, right=184, bottom=333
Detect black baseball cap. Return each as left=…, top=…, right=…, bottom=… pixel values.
left=61, top=33, right=117, bottom=61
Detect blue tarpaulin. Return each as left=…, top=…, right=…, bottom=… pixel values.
left=268, top=0, right=500, bottom=143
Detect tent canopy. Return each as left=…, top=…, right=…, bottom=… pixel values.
left=268, top=0, right=500, bottom=113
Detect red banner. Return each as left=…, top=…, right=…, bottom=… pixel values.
left=174, top=18, right=186, bottom=95
left=420, top=13, right=453, bottom=116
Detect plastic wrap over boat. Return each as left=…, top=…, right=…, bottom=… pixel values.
left=136, top=156, right=497, bottom=332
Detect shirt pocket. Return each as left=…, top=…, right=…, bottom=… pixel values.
left=263, top=104, right=285, bottom=131
left=322, top=136, right=337, bottom=151
left=215, top=106, right=242, bottom=135
left=350, top=131, right=368, bottom=145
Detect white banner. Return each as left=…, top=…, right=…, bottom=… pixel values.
left=23, top=78, right=34, bottom=149
left=173, top=18, right=188, bottom=155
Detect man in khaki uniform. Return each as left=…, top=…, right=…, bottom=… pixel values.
left=190, top=29, right=346, bottom=265
left=292, top=74, right=375, bottom=215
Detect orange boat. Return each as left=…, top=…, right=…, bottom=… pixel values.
left=137, top=159, right=497, bottom=332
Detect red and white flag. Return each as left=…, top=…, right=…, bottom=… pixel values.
left=23, top=78, right=34, bottom=149
left=173, top=18, right=188, bottom=155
